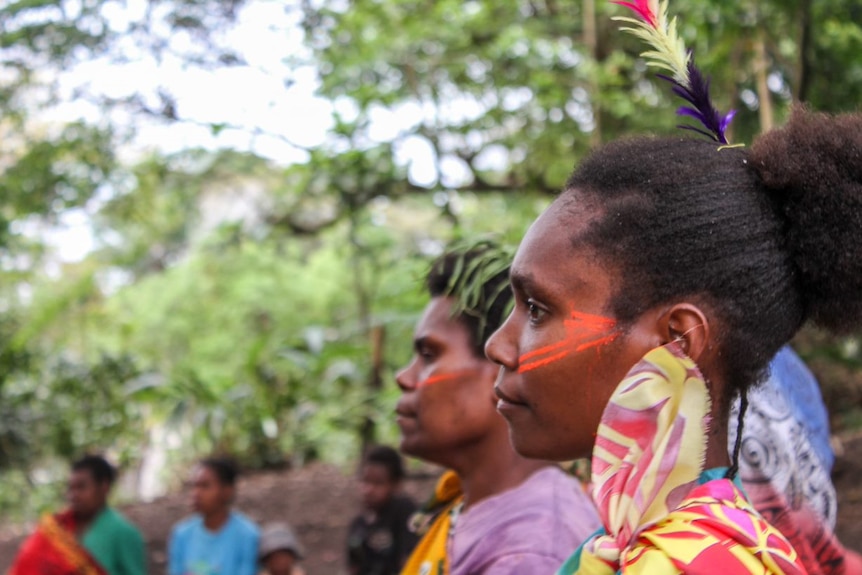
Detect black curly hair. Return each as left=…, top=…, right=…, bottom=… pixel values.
left=562, top=107, right=862, bottom=403
left=200, top=456, right=240, bottom=487
left=364, top=445, right=405, bottom=482
left=72, top=454, right=117, bottom=486
left=426, top=240, right=514, bottom=357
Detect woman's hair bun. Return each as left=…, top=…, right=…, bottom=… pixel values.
left=750, top=106, right=862, bottom=333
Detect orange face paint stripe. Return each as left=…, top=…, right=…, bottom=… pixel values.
left=520, top=329, right=618, bottom=364
left=518, top=338, right=572, bottom=362
left=518, top=349, right=573, bottom=373
left=563, top=310, right=617, bottom=330
left=516, top=310, right=619, bottom=374
left=518, top=333, right=619, bottom=373
left=574, top=332, right=619, bottom=353
left=418, top=369, right=474, bottom=388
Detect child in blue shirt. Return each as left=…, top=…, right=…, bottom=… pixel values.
left=168, top=457, right=259, bottom=575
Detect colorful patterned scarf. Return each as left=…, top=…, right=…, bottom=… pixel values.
left=401, top=470, right=463, bottom=575
left=563, top=344, right=806, bottom=574
left=9, top=510, right=108, bottom=575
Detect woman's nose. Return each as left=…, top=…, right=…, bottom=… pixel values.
left=395, top=359, right=418, bottom=391
left=485, top=314, right=518, bottom=371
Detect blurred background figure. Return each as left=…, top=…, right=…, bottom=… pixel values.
left=168, top=456, right=260, bottom=575
left=9, top=454, right=146, bottom=575
left=259, top=521, right=306, bottom=575
left=733, top=346, right=862, bottom=575
left=346, top=445, right=418, bottom=575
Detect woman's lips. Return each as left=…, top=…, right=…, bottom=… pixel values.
left=395, top=402, right=417, bottom=428
left=494, top=385, right=529, bottom=413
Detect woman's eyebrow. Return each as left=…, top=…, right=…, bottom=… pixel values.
left=511, top=269, right=560, bottom=303
left=510, top=270, right=538, bottom=294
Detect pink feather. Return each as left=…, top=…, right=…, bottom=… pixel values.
left=612, top=0, right=657, bottom=27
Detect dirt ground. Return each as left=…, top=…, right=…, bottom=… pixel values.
left=833, top=431, right=862, bottom=550
left=2, top=435, right=861, bottom=574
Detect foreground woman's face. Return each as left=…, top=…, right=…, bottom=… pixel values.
left=486, top=200, right=658, bottom=461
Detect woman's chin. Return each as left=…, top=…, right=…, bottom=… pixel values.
left=507, top=425, right=588, bottom=462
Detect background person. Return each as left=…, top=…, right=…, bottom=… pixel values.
left=168, top=456, right=260, bottom=575
left=734, top=346, right=862, bottom=574
left=346, top=445, right=417, bottom=575
left=397, top=242, right=600, bottom=575
left=9, top=454, right=146, bottom=575
left=259, top=521, right=306, bottom=575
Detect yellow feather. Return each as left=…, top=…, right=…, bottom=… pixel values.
left=613, top=0, right=690, bottom=87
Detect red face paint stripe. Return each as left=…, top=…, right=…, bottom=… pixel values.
left=519, top=312, right=617, bottom=365
left=574, top=333, right=619, bottom=353
left=417, top=369, right=473, bottom=388
left=518, top=338, right=572, bottom=362
left=563, top=310, right=617, bottom=330
left=518, top=349, right=574, bottom=373
left=518, top=333, right=619, bottom=373
left=516, top=309, right=620, bottom=373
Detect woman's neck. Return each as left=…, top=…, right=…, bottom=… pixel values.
left=704, top=397, right=731, bottom=471
left=452, top=431, right=549, bottom=509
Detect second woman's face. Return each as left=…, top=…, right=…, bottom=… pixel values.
left=486, top=200, right=661, bottom=461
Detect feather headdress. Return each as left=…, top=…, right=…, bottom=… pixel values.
left=613, top=0, right=736, bottom=144
left=433, top=238, right=514, bottom=343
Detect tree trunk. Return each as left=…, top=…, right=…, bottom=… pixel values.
left=753, top=31, right=774, bottom=133
left=794, top=0, right=813, bottom=102
left=584, top=0, right=602, bottom=147
left=360, top=324, right=386, bottom=455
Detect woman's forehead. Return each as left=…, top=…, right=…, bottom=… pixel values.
left=513, top=206, right=589, bottom=276
left=512, top=205, right=616, bottom=308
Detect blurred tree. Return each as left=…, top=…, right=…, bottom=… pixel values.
left=299, top=0, right=862, bottom=183
left=2, top=0, right=862, bottom=521
left=0, top=0, right=247, bottom=117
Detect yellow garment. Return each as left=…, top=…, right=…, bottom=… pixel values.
left=401, top=471, right=463, bottom=575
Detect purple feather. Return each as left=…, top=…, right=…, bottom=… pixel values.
left=656, top=58, right=734, bottom=144
left=678, top=106, right=708, bottom=124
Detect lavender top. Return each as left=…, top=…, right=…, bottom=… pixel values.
left=448, top=466, right=600, bottom=575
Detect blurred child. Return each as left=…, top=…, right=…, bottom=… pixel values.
left=168, top=456, right=259, bottom=575
left=346, top=446, right=418, bottom=575
left=259, top=522, right=305, bottom=575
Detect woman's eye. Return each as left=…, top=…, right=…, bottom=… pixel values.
left=526, top=299, right=547, bottom=322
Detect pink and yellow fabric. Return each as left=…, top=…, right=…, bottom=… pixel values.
left=562, top=344, right=806, bottom=575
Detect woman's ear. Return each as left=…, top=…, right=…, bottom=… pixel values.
left=661, top=304, right=710, bottom=362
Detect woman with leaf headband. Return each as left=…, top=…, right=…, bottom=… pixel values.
left=485, top=0, right=862, bottom=573
left=396, top=240, right=600, bottom=575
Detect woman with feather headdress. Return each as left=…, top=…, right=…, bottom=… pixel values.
left=485, top=1, right=862, bottom=573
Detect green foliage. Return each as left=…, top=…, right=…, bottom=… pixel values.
left=0, top=0, right=247, bottom=104
left=0, top=347, right=145, bottom=518
left=806, top=0, right=862, bottom=110
left=0, top=123, right=114, bottom=250
left=2, top=0, right=862, bottom=521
